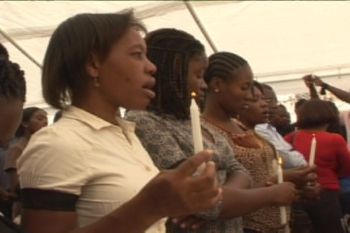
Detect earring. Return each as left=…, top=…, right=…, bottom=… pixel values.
left=93, top=77, right=100, bottom=87
left=214, top=88, right=220, bottom=93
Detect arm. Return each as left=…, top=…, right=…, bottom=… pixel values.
left=4, top=146, right=22, bottom=194
left=219, top=174, right=296, bottom=218
left=334, top=135, right=350, bottom=177
left=302, top=74, right=319, bottom=99
left=314, top=76, right=350, bottom=103
left=256, top=125, right=307, bottom=168
left=21, top=151, right=222, bottom=233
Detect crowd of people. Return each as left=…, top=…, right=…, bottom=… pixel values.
left=0, top=10, right=350, bottom=233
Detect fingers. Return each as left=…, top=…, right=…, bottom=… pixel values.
left=191, top=161, right=218, bottom=192
left=176, top=150, right=214, bottom=177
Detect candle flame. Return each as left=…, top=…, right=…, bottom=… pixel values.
left=191, top=92, right=197, bottom=98
left=278, top=157, right=283, bottom=165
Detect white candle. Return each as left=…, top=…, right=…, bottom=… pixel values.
left=277, top=156, right=288, bottom=227
left=309, top=134, right=317, bottom=166
left=190, top=92, right=205, bottom=174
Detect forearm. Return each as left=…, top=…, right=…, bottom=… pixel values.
left=326, top=84, right=350, bottom=103
left=309, top=86, right=319, bottom=99
left=73, top=194, right=161, bottom=233
left=219, top=186, right=274, bottom=218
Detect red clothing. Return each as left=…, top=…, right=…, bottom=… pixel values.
left=285, top=130, right=350, bottom=191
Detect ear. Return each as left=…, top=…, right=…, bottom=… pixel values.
left=86, top=53, right=101, bottom=78
left=209, top=77, right=225, bottom=92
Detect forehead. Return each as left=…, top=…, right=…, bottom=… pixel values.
left=262, top=87, right=276, bottom=99
left=232, top=65, right=253, bottom=83
left=188, top=53, right=208, bottom=69
left=112, top=27, right=146, bottom=50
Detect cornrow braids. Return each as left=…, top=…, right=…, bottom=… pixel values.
left=145, top=28, right=205, bottom=120
left=0, top=58, right=26, bottom=102
left=0, top=43, right=9, bottom=60
left=204, top=52, right=248, bottom=85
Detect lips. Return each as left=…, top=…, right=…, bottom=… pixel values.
left=143, top=88, right=156, bottom=99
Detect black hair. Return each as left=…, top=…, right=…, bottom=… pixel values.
left=0, top=43, right=9, bottom=60
left=296, top=99, right=338, bottom=129
left=0, top=58, right=26, bottom=102
left=15, top=107, right=42, bottom=137
left=204, top=52, right=248, bottom=85
left=145, top=28, right=205, bottom=119
left=42, top=11, right=145, bottom=109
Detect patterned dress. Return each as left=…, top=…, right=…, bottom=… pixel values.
left=202, top=119, right=285, bottom=233
left=125, top=110, right=248, bottom=233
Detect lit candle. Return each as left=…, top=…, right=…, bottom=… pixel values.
left=277, top=156, right=288, bottom=226
left=309, top=134, right=317, bottom=166
left=190, top=92, right=205, bottom=174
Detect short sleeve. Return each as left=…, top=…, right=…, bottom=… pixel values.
left=126, top=111, right=188, bottom=170
left=17, top=127, right=91, bottom=196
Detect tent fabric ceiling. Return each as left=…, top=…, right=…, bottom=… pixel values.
left=1, top=1, right=350, bottom=114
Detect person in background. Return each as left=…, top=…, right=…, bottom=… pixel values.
left=16, top=11, right=222, bottom=233
left=272, top=104, right=293, bottom=136
left=285, top=99, right=350, bottom=233
left=255, top=84, right=307, bottom=168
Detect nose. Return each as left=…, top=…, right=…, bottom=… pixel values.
left=146, top=57, right=157, bottom=76
left=200, top=78, right=208, bottom=92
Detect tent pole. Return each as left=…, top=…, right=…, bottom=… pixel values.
left=183, top=0, right=218, bottom=53
left=0, top=28, right=42, bottom=69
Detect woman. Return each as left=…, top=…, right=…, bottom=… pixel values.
left=229, top=81, right=292, bottom=233
left=201, top=57, right=289, bottom=233
left=126, top=30, right=297, bottom=233
left=16, top=12, right=222, bottom=233
left=285, top=99, right=350, bottom=233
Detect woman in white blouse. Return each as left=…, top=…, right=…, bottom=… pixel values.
left=16, top=11, right=222, bottom=233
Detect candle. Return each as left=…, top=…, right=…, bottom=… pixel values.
left=276, top=156, right=288, bottom=226
left=309, top=134, right=317, bottom=166
left=190, top=92, right=205, bottom=174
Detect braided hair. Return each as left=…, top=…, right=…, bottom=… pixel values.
left=145, top=28, right=205, bottom=120
left=204, top=52, right=248, bottom=85
left=0, top=58, right=26, bottom=102
left=0, top=43, right=9, bottom=60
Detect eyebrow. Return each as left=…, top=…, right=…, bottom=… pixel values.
left=129, top=44, right=146, bottom=51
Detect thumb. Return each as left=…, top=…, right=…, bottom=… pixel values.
left=302, top=165, right=317, bottom=174
left=175, top=150, right=214, bottom=176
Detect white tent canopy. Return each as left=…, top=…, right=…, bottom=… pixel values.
left=1, top=1, right=350, bottom=119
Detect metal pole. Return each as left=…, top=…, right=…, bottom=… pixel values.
left=183, top=0, right=218, bottom=53
left=0, top=28, right=42, bottom=69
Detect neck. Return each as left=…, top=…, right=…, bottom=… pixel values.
left=202, top=96, right=232, bottom=123
left=73, top=92, right=120, bottom=125
left=239, top=119, right=255, bottom=130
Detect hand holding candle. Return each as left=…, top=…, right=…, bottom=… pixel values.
left=190, top=92, right=205, bottom=174
left=309, top=134, right=317, bottom=166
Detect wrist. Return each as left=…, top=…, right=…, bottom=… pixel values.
left=321, top=82, right=329, bottom=89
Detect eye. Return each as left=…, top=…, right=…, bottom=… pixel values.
left=131, top=51, right=144, bottom=59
